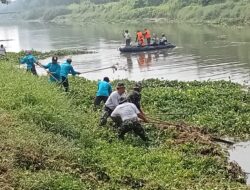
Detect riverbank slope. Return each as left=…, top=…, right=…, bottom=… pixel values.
left=2, top=0, right=250, bottom=25
left=0, top=52, right=249, bottom=189
left=63, top=0, right=250, bottom=25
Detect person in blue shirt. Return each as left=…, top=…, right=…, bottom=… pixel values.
left=60, top=58, right=81, bottom=92
left=94, top=77, right=112, bottom=107
left=42, top=56, right=61, bottom=83
left=20, top=50, right=38, bottom=75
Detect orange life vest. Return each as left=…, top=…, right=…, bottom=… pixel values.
left=137, top=32, right=144, bottom=45
left=144, top=29, right=151, bottom=39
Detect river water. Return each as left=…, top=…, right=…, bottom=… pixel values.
left=1, top=22, right=250, bottom=184
left=229, top=141, right=250, bottom=185
left=1, top=22, right=250, bottom=84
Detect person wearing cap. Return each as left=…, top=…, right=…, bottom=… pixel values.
left=60, top=58, right=81, bottom=92
left=94, top=77, right=112, bottom=107
left=20, top=50, right=38, bottom=75
left=99, top=82, right=126, bottom=126
left=42, top=56, right=61, bottom=83
left=127, top=82, right=144, bottom=114
left=111, top=97, right=148, bottom=141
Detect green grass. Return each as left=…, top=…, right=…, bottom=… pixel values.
left=0, top=52, right=249, bottom=189
left=52, top=0, right=250, bottom=25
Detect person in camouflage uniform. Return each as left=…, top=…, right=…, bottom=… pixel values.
left=111, top=97, right=148, bottom=141
left=127, top=82, right=144, bottom=114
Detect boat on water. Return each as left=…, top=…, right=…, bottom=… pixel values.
left=119, top=43, right=176, bottom=53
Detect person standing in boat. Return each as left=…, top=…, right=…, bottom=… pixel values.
left=20, top=50, right=38, bottom=75
left=135, top=30, right=145, bottom=47
left=60, top=58, right=81, bottom=92
left=143, top=28, right=151, bottom=45
left=123, top=30, right=131, bottom=47
left=160, top=34, right=168, bottom=45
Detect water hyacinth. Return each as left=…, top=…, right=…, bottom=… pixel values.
left=0, top=52, right=249, bottom=189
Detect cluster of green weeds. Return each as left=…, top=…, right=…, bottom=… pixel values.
left=60, top=0, right=250, bottom=25
left=0, top=53, right=249, bottom=189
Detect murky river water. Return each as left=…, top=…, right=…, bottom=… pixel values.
left=1, top=22, right=250, bottom=83
left=1, top=22, right=250, bottom=184
left=229, top=141, right=250, bottom=184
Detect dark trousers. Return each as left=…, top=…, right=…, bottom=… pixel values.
left=61, top=76, right=69, bottom=92
left=100, top=106, right=113, bottom=126
left=125, top=39, right=131, bottom=46
left=27, top=65, right=37, bottom=76
left=99, top=106, right=123, bottom=127
left=118, top=120, right=148, bottom=141
left=147, top=38, right=151, bottom=45
left=94, top=96, right=108, bottom=107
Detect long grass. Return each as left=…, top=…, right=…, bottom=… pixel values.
left=0, top=53, right=249, bottom=189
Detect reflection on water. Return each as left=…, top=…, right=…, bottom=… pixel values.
left=229, top=142, right=250, bottom=185
left=0, top=25, right=20, bottom=52
left=1, top=22, right=250, bottom=83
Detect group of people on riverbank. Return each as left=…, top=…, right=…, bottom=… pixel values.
left=96, top=78, right=149, bottom=141
left=19, top=50, right=149, bottom=142
left=123, top=29, right=168, bottom=47
left=20, top=50, right=81, bottom=92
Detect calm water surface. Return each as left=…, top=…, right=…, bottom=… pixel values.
left=229, top=141, right=250, bottom=185
left=1, top=22, right=250, bottom=83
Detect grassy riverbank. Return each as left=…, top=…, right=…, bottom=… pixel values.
left=5, top=0, right=250, bottom=25
left=53, top=0, right=250, bottom=25
left=0, top=52, right=250, bottom=189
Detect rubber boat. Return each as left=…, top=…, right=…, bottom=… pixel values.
left=119, top=43, right=176, bottom=53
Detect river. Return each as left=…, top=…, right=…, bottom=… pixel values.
left=1, top=22, right=250, bottom=183
left=1, top=22, right=250, bottom=84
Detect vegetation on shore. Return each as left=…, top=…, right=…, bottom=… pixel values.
left=0, top=52, right=250, bottom=189
left=6, top=0, right=250, bottom=25
left=64, top=0, right=250, bottom=25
